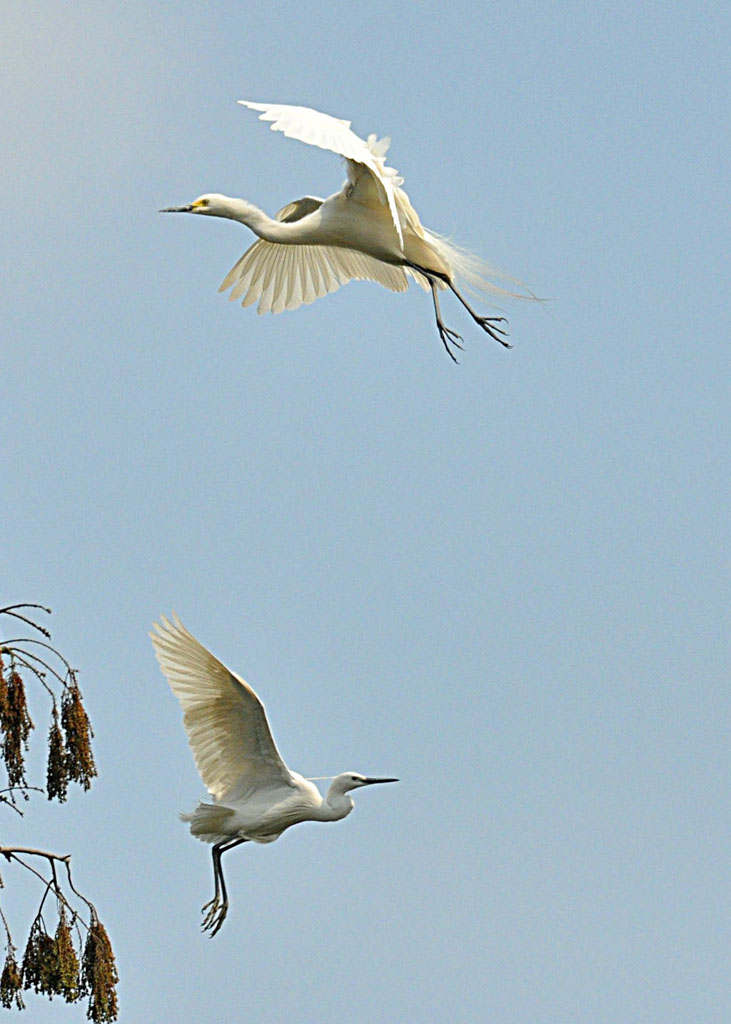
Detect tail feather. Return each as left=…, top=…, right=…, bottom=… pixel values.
left=181, top=802, right=235, bottom=845
left=423, top=228, right=540, bottom=303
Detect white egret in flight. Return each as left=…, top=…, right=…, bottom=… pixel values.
left=150, top=614, right=397, bottom=936
left=161, top=100, right=533, bottom=361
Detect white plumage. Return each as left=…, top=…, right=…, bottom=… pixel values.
left=162, top=101, right=534, bottom=360
left=151, top=614, right=397, bottom=935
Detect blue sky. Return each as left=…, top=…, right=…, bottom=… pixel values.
left=2, top=2, right=728, bottom=1021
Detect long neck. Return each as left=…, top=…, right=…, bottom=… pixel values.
left=314, top=786, right=354, bottom=823
left=215, top=197, right=311, bottom=244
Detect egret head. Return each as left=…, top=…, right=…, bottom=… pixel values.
left=160, top=194, right=227, bottom=216
left=332, top=772, right=399, bottom=794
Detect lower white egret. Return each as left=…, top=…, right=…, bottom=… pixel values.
left=161, top=100, right=534, bottom=361
left=150, top=614, right=397, bottom=936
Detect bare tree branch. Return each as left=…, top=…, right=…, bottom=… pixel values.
left=0, top=605, right=117, bottom=1020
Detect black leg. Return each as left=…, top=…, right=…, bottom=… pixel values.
left=447, top=282, right=511, bottom=348
left=429, top=279, right=464, bottom=363
left=201, top=837, right=248, bottom=937
left=407, top=260, right=511, bottom=357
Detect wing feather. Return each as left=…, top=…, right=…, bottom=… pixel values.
left=275, top=196, right=323, bottom=223
left=240, top=101, right=403, bottom=247
left=272, top=247, right=291, bottom=314
left=219, top=238, right=409, bottom=314
left=151, top=614, right=292, bottom=800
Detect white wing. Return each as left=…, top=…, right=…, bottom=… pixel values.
left=219, top=242, right=410, bottom=314
left=240, top=100, right=404, bottom=247
left=218, top=195, right=409, bottom=313
left=151, top=614, right=293, bottom=800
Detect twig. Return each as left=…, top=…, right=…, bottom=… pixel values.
left=0, top=606, right=52, bottom=638
left=0, top=847, right=88, bottom=928
left=0, top=846, right=70, bottom=863
left=0, top=788, right=45, bottom=817
left=2, top=641, right=76, bottom=690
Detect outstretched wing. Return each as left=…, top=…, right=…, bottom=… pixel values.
left=219, top=239, right=410, bottom=314
left=240, top=100, right=404, bottom=247
left=218, top=194, right=410, bottom=313
left=151, top=614, right=293, bottom=800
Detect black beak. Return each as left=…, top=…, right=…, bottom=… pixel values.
left=159, top=205, right=194, bottom=213
left=363, top=777, right=399, bottom=785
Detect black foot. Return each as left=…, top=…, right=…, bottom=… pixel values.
left=475, top=315, right=511, bottom=348
left=438, top=324, right=464, bottom=363
left=201, top=896, right=229, bottom=937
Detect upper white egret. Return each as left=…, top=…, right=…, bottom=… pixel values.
left=161, top=100, right=533, bottom=361
left=150, top=614, right=397, bottom=936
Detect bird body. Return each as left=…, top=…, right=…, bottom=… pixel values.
left=162, top=100, right=532, bottom=359
left=150, top=614, right=396, bottom=934
left=182, top=770, right=359, bottom=846
left=203, top=191, right=410, bottom=265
